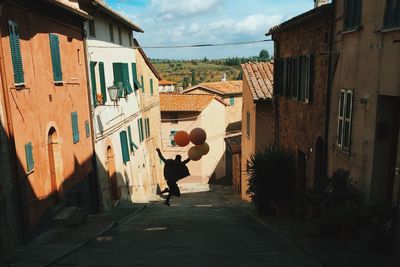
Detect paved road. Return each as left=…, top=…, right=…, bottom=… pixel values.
left=52, top=186, right=320, bottom=267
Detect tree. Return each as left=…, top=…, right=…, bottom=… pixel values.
left=237, top=71, right=243, bottom=80
left=259, top=49, right=270, bottom=60
left=191, top=69, right=197, bottom=86
left=182, top=77, right=190, bottom=88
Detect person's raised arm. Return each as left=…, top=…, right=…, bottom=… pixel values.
left=182, top=158, right=191, bottom=164
left=156, top=148, right=166, bottom=163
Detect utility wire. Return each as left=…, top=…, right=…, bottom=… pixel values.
left=87, top=39, right=273, bottom=49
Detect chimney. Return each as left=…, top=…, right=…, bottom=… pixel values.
left=314, top=0, right=329, bottom=8
left=221, top=73, right=227, bottom=82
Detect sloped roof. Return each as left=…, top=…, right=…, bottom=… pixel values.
left=241, top=62, right=273, bottom=102
left=159, top=80, right=177, bottom=85
left=160, top=93, right=217, bottom=112
left=183, top=81, right=242, bottom=96
left=267, top=3, right=332, bottom=36
left=91, top=0, right=143, bottom=32
left=45, top=0, right=91, bottom=19
left=133, top=39, right=162, bottom=80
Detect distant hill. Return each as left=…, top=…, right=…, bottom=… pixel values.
left=151, top=56, right=271, bottom=90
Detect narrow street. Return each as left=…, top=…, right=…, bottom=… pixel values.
left=51, top=186, right=319, bottom=267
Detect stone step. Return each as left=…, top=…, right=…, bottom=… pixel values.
left=53, top=206, right=87, bottom=227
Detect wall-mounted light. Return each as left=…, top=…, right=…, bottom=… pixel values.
left=358, top=95, right=369, bottom=104
left=107, top=85, right=119, bottom=102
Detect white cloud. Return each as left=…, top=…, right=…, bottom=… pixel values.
left=151, top=0, right=222, bottom=19
left=236, top=14, right=281, bottom=34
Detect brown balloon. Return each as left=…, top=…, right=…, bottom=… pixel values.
left=189, top=128, right=206, bottom=145
left=174, top=131, right=190, bottom=147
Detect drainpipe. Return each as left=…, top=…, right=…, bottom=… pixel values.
left=82, top=22, right=101, bottom=213
left=0, top=1, right=26, bottom=242
left=324, top=1, right=336, bottom=178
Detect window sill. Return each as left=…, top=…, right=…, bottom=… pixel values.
left=12, top=83, right=30, bottom=90
left=53, top=81, right=65, bottom=86
left=381, top=26, right=400, bottom=33
left=341, top=27, right=361, bottom=35
left=335, top=146, right=351, bottom=156
left=26, top=169, right=34, bottom=175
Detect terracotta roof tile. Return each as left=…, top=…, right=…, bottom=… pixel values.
left=160, top=93, right=216, bottom=112
left=241, top=62, right=273, bottom=101
left=183, top=81, right=242, bottom=95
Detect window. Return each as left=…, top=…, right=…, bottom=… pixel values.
left=113, top=63, right=133, bottom=97
left=118, top=27, right=122, bottom=45
left=90, top=61, right=107, bottom=106
left=337, top=89, right=353, bottom=151
left=127, top=125, right=133, bottom=152
left=150, top=78, right=154, bottom=96
left=170, top=130, right=177, bottom=146
left=129, top=32, right=132, bottom=47
left=131, top=63, right=141, bottom=90
left=49, top=33, right=62, bottom=82
left=8, top=20, right=24, bottom=85
left=25, top=142, right=34, bottom=172
left=89, top=20, right=95, bottom=37
left=145, top=118, right=150, bottom=138
left=119, top=131, right=130, bottom=163
left=71, top=112, right=79, bottom=144
left=85, top=120, right=90, bottom=138
left=384, top=0, right=400, bottom=28
left=344, top=0, right=362, bottom=31
left=229, top=96, right=235, bottom=105
left=280, top=56, right=313, bottom=103
left=137, top=118, right=144, bottom=142
left=109, top=23, right=114, bottom=42
left=246, top=112, right=250, bottom=137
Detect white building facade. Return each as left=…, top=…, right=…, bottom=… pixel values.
left=83, top=1, right=157, bottom=207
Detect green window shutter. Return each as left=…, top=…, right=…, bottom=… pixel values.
left=99, top=62, right=107, bottom=103
left=85, top=120, right=90, bottom=138
left=353, top=0, right=362, bottom=28
left=131, top=63, right=142, bottom=90
left=25, top=142, right=34, bottom=172
left=119, top=131, right=130, bottom=163
left=146, top=118, right=150, bottom=138
left=127, top=125, right=133, bottom=152
left=49, top=34, right=62, bottom=82
left=170, top=130, right=177, bottom=146
left=229, top=96, right=234, bottom=105
left=140, top=118, right=144, bottom=141
left=90, top=61, right=97, bottom=107
left=137, top=119, right=143, bottom=142
left=8, top=20, right=24, bottom=84
left=113, top=63, right=124, bottom=97
left=141, top=75, right=144, bottom=93
left=384, top=0, right=400, bottom=28
left=150, top=79, right=154, bottom=96
left=71, top=112, right=79, bottom=144
left=122, top=63, right=133, bottom=94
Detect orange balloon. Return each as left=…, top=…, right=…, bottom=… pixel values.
left=188, top=146, right=203, bottom=161
left=197, top=142, right=210, bottom=156
left=189, top=128, right=206, bottom=145
left=174, top=131, right=190, bottom=147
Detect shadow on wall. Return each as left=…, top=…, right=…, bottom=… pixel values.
left=208, top=152, right=232, bottom=185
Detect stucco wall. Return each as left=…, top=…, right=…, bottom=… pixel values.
left=1, top=2, right=95, bottom=238
left=223, top=94, right=243, bottom=126
left=328, top=0, right=400, bottom=203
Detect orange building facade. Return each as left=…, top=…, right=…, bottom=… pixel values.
left=0, top=0, right=97, bottom=240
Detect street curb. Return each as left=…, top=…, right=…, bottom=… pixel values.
left=44, top=203, right=149, bottom=267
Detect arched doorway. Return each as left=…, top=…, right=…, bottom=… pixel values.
left=48, top=127, right=63, bottom=205
left=107, top=146, right=119, bottom=201
left=314, top=137, right=324, bottom=190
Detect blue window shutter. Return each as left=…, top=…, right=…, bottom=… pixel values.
left=90, top=61, right=97, bottom=107
left=8, top=20, right=24, bottom=84
left=150, top=79, right=154, bottom=96
left=122, top=63, right=133, bottom=94
left=25, top=142, right=34, bottom=172
left=85, top=120, right=90, bottom=138
left=119, top=131, right=130, bottom=163
left=49, top=34, right=62, bottom=82
left=141, top=75, right=144, bottom=93
left=99, top=62, right=107, bottom=103
left=229, top=96, right=234, bottom=105
left=71, top=112, right=79, bottom=143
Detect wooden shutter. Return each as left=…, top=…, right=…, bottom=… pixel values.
left=337, top=90, right=345, bottom=148
left=305, top=55, right=313, bottom=103
left=298, top=56, right=306, bottom=102
left=141, top=75, right=144, bottom=93
left=25, top=142, right=34, bottom=172
left=122, top=63, right=133, bottom=94
left=137, top=119, right=143, bottom=142
left=99, top=62, right=107, bottom=103
left=71, top=112, right=79, bottom=144
left=291, top=57, right=299, bottom=100
left=127, top=125, right=133, bottom=152
left=384, top=0, right=396, bottom=27
left=170, top=130, right=177, bottom=146
left=90, top=61, right=97, bottom=107
left=132, top=63, right=141, bottom=90
left=354, top=0, right=362, bottom=28
left=109, top=24, right=114, bottom=42
left=49, top=34, right=62, bottom=82
left=145, top=118, right=150, bottom=138
left=150, top=78, right=154, bottom=96
left=113, top=63, right=124, bottom=97
left=140, top=118, right=144, bottom=141
left=85, top=120, right=90, bottom=138
left=343, top=90, right=353, bottom=151
left=119, top=131, right=130, bottom=163
left=8, top=20, right=24, bottom=85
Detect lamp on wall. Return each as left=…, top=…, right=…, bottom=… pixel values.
left=358, top=95, right=369, bottom=104
left=107, top=85, right=119, bottom=102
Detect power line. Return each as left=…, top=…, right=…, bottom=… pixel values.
left=87, top=39, right=273, bottom=49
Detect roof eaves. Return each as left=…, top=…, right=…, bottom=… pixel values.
left=133, top=39, right=162, bottom=80
left=45, top=0, right=92, bottom=19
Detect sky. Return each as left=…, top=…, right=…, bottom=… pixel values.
left=106, top=0, right=315, bottom=60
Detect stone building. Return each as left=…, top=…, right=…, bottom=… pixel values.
left=267, top=3, right=333, bottom=190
